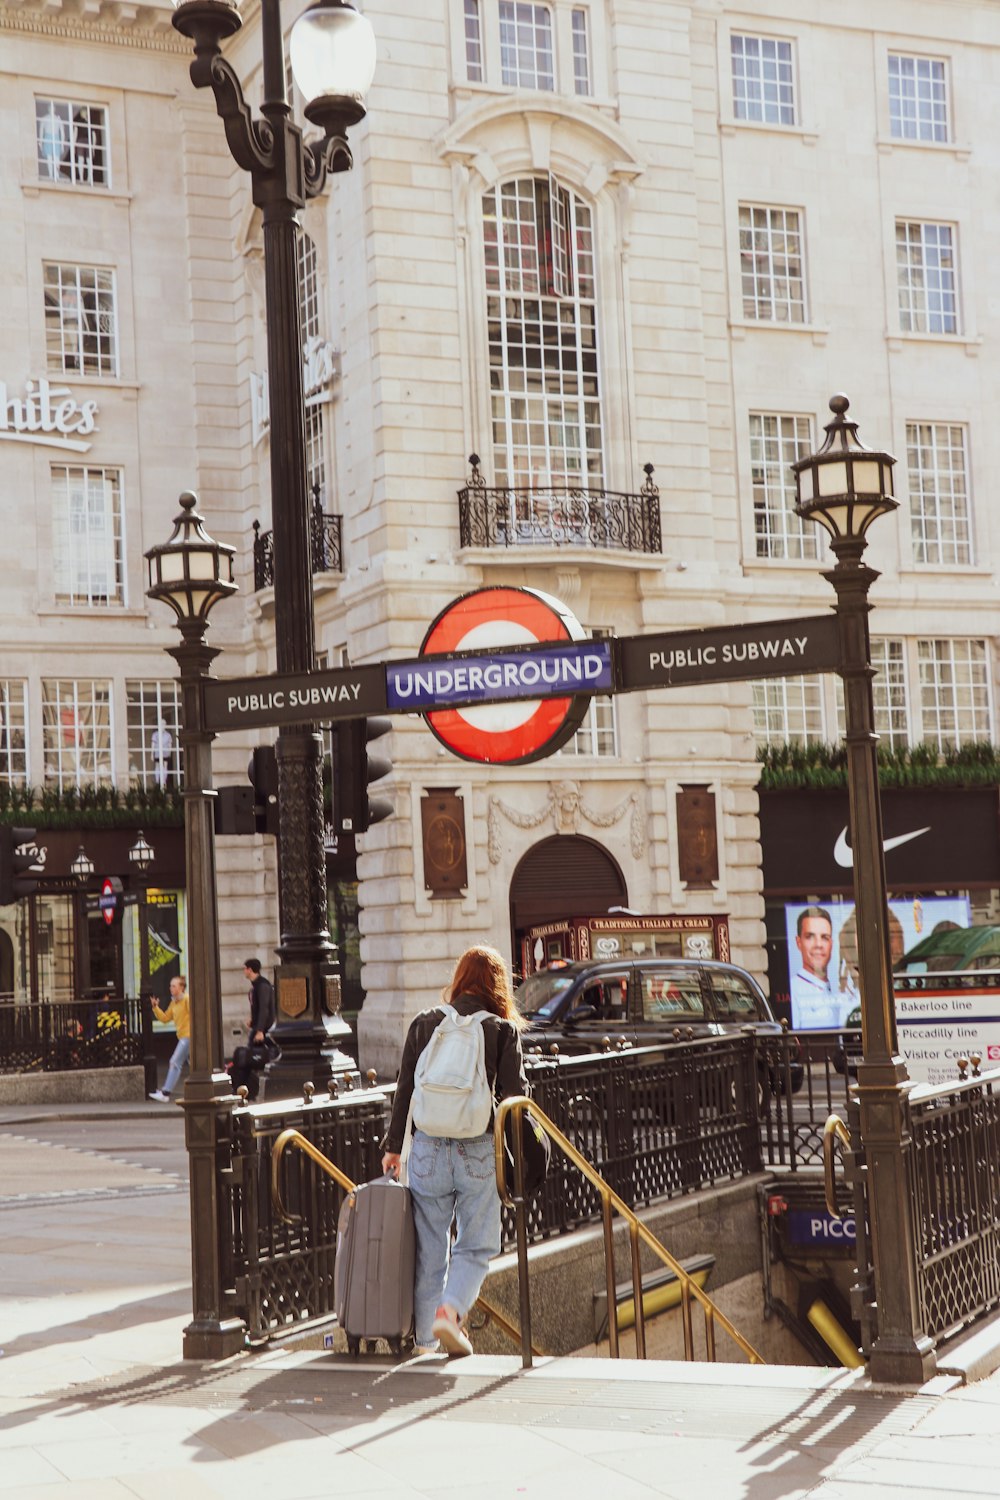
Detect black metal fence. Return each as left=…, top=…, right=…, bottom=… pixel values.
left=253, top=505, right=343, bottom=590
left=224, top=1036, right=766, bottom=1341
left=457, top=459, right=661, bottom=554
left=0, top=997, right=147, bottom=1075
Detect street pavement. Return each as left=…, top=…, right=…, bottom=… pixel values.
left=2, top=1100, right=1000, bottom=1499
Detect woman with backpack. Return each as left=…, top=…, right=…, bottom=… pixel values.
left=382, top=944, right=528, bottom=1356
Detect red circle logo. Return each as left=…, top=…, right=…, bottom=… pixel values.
left=420, top=587, right=590, bottom=764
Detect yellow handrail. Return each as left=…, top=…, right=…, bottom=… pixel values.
left=823, top=1114, right=852, bottom=1219
left=270, top=1127, right=543, bottom=1358
left=494, top=1096, right=765, bottom=1369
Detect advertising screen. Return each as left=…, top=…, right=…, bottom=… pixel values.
left=783, top=896, right=971, bottom=1030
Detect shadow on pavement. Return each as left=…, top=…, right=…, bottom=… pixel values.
left=0, top=1286, right=189, bottom=1362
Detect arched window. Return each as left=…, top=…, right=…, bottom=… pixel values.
left=483, top=177, right=603, bottom=487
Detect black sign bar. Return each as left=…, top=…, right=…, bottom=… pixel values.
left=203, top=664, right=386, bottom=732
left=202, top=613, right=844, bottom=733
left=618, top=614, right=840, bottom=691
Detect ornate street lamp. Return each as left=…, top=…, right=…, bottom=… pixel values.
left=171, top=0, right=375, bottom=1090
left=70, top=846, right=95, bottom=886
left=794, top=396, right=935, bottom=1384
left=146, top=491, right=244, bottom=1359
left=128, top=831, right=156, bottom=876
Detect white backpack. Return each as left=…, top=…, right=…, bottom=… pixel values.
left=410, top=1004, right=494, bottom=1139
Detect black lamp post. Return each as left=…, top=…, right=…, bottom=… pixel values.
left=793, top=395, right=935, bottom=1383
left=171, top=0, right=375, bottom=1090
left=145, top=490, right=245, bottom=1359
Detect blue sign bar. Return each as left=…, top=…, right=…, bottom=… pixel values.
left=386, top=640, right=613, bottom=713
left=786, top=1210, right=856, bottom=1247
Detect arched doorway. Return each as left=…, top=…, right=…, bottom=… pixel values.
left=509, top=835, right=627, bottom=971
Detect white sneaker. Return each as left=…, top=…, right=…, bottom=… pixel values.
left=148, top=1090, right=171, bottom=1103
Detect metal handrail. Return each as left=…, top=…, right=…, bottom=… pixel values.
left=493, top=1096, right=765, bottom=1370
left=823, top=1113, right=852, bottom=1218
left=270, top=1127, right=542, bottom=1358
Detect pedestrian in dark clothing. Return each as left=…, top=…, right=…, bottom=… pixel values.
left=230, top=958, right=276, bottom=1100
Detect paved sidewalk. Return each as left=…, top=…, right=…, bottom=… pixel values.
left=3, top=1120, right=1000, bottom=1498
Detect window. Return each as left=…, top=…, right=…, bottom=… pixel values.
left=36, top=98, right=109, bottom=187
left=906, top=422, right=972, bottom=566
left=888, top=54, right=948, bottom=142
left=41, top=679, right=112, bottom=787
left=484, top=177, right=603, bottom=486
left=557, top=629, right=616, bottom=756
left=464, top=0, right=484, bottom=81
left=896, top=221, right=957, bottom=335
left=576, top=973, right=629, bottom=1021
left=44, top=263, right=118, bottom=377
left=0, top=682, right=28, bottom=786
left=499, top=2, right=555, bottom=91
left=52, top=465, right=124, bottom=606
left=748, top=413, right=817, bottom=560
left=835, top=638, right=909, bottom=748
left=730, top=34, right=795, bottom=125
left=571, top=9, right=591, bottom=95
left=917, top=639, right=990, bottom=748
left=707, top=971, right=764, bottom=1021
left=126, top=682, right=182, bottom=790
left=298, top=232, right=326, bottom=500
left=753, top=675, right=825, bottom=747
left=639, top=968, right=705, bottom=1023
left=739, top=205, right=805, bottom=323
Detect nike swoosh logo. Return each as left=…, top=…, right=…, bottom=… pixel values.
left=833, top=825, right=931, bottom=868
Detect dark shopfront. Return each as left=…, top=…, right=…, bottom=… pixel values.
left=759, top=786, right=1000, bottom=1025
left=0, top=827, right=186, bottom=1006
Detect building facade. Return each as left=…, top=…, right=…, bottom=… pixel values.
left=2, top=0, right=998, bottom=1076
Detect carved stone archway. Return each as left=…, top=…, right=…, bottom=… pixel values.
left=509, top=833, right=627, bottom=957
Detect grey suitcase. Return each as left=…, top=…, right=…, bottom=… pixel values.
left=335, top=1173, right=415, bottom=1355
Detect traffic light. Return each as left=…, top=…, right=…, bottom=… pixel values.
left=248, top=745, right=280, bottom=835
left=332, top=717, right=393, bottom=835
left=0, top=825, right=38, bottom=904
left=213, top=745, right=279, bottom=836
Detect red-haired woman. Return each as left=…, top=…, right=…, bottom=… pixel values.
left=382, top=944, right=527, bottom=1356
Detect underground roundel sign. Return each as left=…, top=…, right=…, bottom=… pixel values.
left=419, top=587, right=593, bottom=765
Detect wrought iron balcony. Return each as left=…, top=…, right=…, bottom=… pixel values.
left=253, top=487, right=343, bottom=591
left=457, top=456, right=661, bottom=554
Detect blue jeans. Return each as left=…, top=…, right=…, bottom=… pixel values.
left=163, top=1036, right=190, bottom=1095
left=408, top=1129, right=502, bottom=1347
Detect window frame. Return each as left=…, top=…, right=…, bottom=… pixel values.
left=499, top=1, right=556, bottom=91
left=125, top=680, right=183, bottom=791
left=35, top=96, right=111, bottom=189
left=895, top=219, right=960, bottom=337
left=905, top=421, right=973, bottom=567
left=729, top=31, right=797, bottom=127
left=41, top=678, right=114, bottom=789
left=51, top=463, right=126, bottom=608
left=916, top=638, right=992, bottom=750
left=747, top=411, right=818, bottom=562
left=454, top=1, right=606, bottom=99
left=752, top=674, right=827, bottom=748
left=738, top=203, right=807, bottom=324
left=887, top=52, right=949, bottom=144
left=0, top=681, right=29, bottom=787
left=43, top=262, right=119, bottom=378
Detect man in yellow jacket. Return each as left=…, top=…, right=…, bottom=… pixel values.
left=148, top=974, right=190, bottom=1103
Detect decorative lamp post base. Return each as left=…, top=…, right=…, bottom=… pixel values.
left=262, top=960, right=358, bottom=1096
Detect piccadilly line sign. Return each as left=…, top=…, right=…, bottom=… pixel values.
left=201, top=612, right=839, bottom=735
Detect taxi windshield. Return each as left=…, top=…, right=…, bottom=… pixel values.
left=517, top=972, right=575, bottom=1019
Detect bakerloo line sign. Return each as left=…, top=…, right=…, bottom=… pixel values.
left=202, top=586, right=841, bottom=764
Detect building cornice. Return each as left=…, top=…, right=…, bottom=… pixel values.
left=0, top=1, right=187, bottom=54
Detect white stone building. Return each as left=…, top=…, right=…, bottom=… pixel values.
left=1, top=0, right=998, bottom=1075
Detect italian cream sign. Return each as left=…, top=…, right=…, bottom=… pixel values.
left=0, top=376, right=98, bottom=453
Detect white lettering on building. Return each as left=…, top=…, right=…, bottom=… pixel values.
left=250, top=337, right=341, bottom=447
left=0, top=378, right=99, bottom=453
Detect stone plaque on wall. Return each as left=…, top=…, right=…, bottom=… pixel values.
left=421, top=789, right=468, bottom=898
left=676, top=785, right=719, bottom=888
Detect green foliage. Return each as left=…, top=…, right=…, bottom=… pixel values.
left=757, top=740, right=1000, bottom=791
left=0, top=782, right=183, bottom=829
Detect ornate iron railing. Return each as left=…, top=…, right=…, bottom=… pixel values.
left=253, top=485, right=343, bottom=590
left=0, top=997, right=146, bottom=1074
left=753, top=1029, right=855, bottom=1169
left=458, top=455, right=661, bottom=553
left=224, top=1036, right=767, bottom=1340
